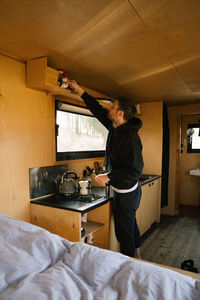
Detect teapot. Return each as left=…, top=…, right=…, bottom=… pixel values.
left=59, top=171, right=79, bottom=195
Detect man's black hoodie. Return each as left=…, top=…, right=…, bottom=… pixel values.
left=81, top=92, right=144, bottom=189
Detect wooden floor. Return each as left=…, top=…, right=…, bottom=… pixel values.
left=140, top=205, right=200, bottom=272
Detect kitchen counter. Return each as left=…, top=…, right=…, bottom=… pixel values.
left=30, top=176, right=160, bottom=214
left=30, top=187, right=112, bottom=214
left=30, top=186, right=111, bottom=247
left=139, top=174, right=161, bottom=185
left=30, top=176, right=161, bottom=247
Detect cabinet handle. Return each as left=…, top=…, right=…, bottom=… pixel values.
left=149, top=183, right=151, bottom=187
left=152, top=182, right=154, bottom=185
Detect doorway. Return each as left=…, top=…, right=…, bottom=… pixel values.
left=180, top=114, right=200, bottom=206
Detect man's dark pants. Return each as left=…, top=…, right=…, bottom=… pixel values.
left=112, top=185, right=142, bottom=257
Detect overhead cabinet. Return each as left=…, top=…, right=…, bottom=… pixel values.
left=26, top=57, right=113, bottom=108
left=27, top=57, right=74, bottom=97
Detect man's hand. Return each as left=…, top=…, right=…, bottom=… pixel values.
left=95, top=174, right=110, bottom=185
left=67, top=80, right=85, bottom=96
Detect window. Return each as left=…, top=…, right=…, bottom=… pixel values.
left=55, top=100, right=108, bottom=160
left=187, top=123, right=200, bottom=153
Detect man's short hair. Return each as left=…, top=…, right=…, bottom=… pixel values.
left=117, top=96, right=137, bottom=121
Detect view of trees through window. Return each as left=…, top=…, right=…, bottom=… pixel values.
left=57, top=110, right=108, bottom=152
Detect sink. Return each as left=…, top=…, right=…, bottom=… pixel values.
left=139, top=174, right=160, bottom=184
left=139, top=175, right=153, bottom=181
left=189, top=169, right=200, bottom=176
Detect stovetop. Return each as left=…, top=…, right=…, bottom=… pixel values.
left=59, top=193, right=103, bottom=203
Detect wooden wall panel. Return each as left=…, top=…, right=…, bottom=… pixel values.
left=139, top=101, right=163, bottom=175
left=57, top=158, right=105, bottom=180
left=0, top=54, right=54, bottom=221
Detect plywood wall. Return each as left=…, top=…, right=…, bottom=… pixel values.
left=139, top=101, right=163, bottom=175
left=0, top=55, right=104, bottom=222
left=0, top=54, right=163, bottom=222
left=0, top=54, right=54, bottom=221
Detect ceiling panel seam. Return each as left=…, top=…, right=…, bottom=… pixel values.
left=167, top=56, right=193, bottom=94
left=127, top=0, right=171, bottom=54
left=127, top=0, right=147, bottom=26
left=127, top=0, right=193, bottom=93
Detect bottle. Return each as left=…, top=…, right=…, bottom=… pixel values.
left=105, top=182, right=110, bottom=196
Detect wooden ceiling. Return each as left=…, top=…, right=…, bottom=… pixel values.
left=1, top=0, right=200, bottom=105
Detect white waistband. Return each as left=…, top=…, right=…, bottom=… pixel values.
left=111, top=182, right=138, bottom=194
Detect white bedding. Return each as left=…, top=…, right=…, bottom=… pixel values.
left=0, top=213, right=199, bottom=300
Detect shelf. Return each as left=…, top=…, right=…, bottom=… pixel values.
left=45, top=83, right=83, bottom=101
left=26, top=57, right=113, bottom=108
left=81, top=220, right=104, bottom=238
left=27, top=57, right=80, bottom=99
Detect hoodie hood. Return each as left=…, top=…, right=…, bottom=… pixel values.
left=118, top=117, right=142, bottom=132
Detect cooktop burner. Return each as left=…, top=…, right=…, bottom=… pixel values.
left=60, top=193, right=102, bottom=203
left=79, top=194, right=102, bottom=203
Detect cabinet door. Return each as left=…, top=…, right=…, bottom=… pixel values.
left=150, top=179, right=160, bottom=223
left=31, top=204, right=81, bottom=241
left=139, top=183, right=149, bottom=235
left=139, top=179, right=160, bottom=235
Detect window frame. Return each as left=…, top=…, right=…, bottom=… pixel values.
left=187, top=123, right=200, bottom=153
left=55, top=100, right=106, bottom=161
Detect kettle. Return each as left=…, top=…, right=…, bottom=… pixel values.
left=59, top=171, right=79, bottom=195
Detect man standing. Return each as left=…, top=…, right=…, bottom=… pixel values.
left=67, top=80, right=144, bottom=258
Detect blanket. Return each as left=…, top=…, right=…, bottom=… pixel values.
left=0, top=213, right=199, bottom=299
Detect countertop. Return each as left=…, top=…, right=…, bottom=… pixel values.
left=30, top=187, right=112, bottom=214
left=139, top=174, right=161, bottom=185
left=30, top=175, right=161, bottom=213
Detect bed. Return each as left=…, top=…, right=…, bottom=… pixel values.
left=0, top=213, right=200, bottom=300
